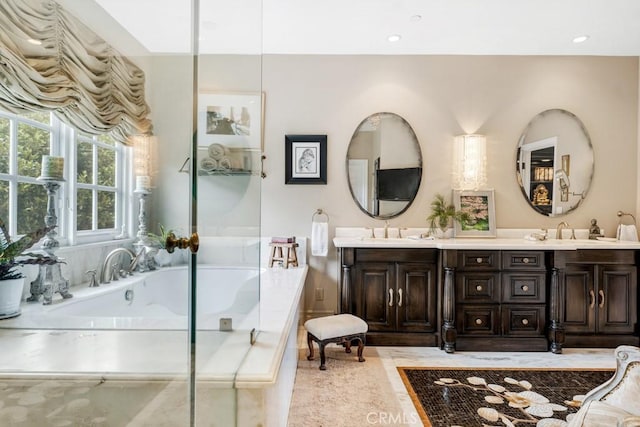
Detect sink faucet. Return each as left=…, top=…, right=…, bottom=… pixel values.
left=556, top=221, right=576, bottom=240
left=100, top=247, right=136, bottom=284
left=384, top=220, right=390, bottom=239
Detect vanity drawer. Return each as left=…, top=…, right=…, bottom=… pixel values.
left=501, top=272, right=546, bottom=303
left=456, top=273, right=500, bottom=303
left=458, top=251, right=500, bottom=270
left=502, top=251, right=545, bottom=270
left=457, top=305, right=500, bottom=335
left=502, top=305, right=546, bottom=336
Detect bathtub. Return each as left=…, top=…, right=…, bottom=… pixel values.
left=6, top=265, right=261, bottom=330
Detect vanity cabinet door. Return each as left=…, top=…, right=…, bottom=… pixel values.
left=355, top=262, right=395, bottom=332
left=396, top=263, right=437, bottom=333
left=597, top=265, right=637, bottom=334
left=561, top=265, right=595, bottom=334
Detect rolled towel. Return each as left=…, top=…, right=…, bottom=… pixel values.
left=617, top=224, right=639, bottom=242
left=200, top=157, right=218, bottom=171
left=208, top=143, right=227, bottom=160
left=218, top=157, right=232, bottom=171
left=311, top=221, right=328, bottom=257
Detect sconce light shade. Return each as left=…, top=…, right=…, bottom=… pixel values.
left=453, top=134, right=487, bottom=190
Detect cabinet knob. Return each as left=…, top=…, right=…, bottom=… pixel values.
left=476, top=284, right=483, bottom=291
left=523, top=257, right=530, bottom=264
left=522, top=318, right=529, bottom=325
left=521, top=285, right=529, bottom=292
left=475, top=318, right=483, bottom=325
left=476, top=257, right=483, bottom=264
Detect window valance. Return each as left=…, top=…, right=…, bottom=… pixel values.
left=0, top=0, right=152, bottom=144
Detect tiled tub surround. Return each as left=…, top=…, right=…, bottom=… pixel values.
left=334, top=227, right=640, bottom=351
left=0, top=264, right=308, bottom=426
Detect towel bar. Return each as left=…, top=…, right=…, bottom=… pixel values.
left=312, top=208, right=329, bottom=223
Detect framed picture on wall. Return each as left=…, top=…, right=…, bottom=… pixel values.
left=453, top=189, right=497, bottom=237
left=285, top=134, right=327, bottom=184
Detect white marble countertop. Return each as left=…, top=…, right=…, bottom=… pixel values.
left=0, top=265, right=308, bottom=387
left=333, top=227, right=640, bottom=250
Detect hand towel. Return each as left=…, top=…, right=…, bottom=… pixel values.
left=311, top=221, right=328, bottom=257
left=200, top=157, right=218, bottom=171
left=617, top=224, right=639, bottom=242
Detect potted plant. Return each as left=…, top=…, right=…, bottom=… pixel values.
left=426, top=193, right=469, bottom=238
left=148, top=224, right=175, bottom=267
left=0, top=218, right=58, bottom=319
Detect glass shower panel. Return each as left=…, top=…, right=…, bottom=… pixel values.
left=0, top=1, right=194, bottom=425
left=193, top=1, right=263, bottom=425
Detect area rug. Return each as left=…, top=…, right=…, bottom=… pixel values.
left=398, top=367, right=614, bottom=427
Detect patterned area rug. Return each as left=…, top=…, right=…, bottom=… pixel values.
left=398, top=367, right=614, bottom=427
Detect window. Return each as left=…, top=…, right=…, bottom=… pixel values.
left=0, top=110, right=130, bottom=244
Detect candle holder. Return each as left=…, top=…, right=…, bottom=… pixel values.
left=27, top=177, right=72, bottom=305
left=133, top=187, right=156, bottom=271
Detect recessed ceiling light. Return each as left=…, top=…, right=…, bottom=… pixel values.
left=572, top=35, right=589, bottom=44
left=27, top=38, right=42, bottom=45
left=387, top=34, right=401, bottom=43
left=410, top=15, right=422, bottom=22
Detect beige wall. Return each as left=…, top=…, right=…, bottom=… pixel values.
left=148, top=54, right=639, bottom=319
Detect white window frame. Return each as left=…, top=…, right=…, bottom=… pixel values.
left=0, top=110, right=133, bottom=245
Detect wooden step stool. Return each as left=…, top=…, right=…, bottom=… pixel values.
left=268, top=242, right=299, bottom=268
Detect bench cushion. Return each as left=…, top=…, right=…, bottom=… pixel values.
left=304, top=314, right=368, bottom=341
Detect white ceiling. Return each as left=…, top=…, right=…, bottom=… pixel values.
left=85, top=0, right=640, bottom=56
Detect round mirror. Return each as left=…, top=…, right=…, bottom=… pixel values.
left=347, top=112, right=422, bottom=219
left=516, top=109, right=594, bottom=217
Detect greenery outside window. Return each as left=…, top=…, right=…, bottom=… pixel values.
left=0, top=110, right=129, bottom=245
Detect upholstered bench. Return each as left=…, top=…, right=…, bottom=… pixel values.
left=304, top=314, right=368, bottom=370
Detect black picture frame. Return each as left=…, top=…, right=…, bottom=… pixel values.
left=285, top=134, right=327, bottom=184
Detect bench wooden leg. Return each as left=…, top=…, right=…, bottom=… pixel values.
left=356, top=334, right=365, bottom=362
left=306, top=332, right=315, bottom=361
left=318, top=342, right=327, bottom=370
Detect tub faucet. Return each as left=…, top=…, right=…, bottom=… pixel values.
left=100, top=247, right=136, bottom=284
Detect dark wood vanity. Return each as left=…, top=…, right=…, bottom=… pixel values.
left=337, top=242, right=639, bottom=353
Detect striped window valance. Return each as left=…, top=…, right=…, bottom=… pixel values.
left=0, top=0, right=152, bottom=144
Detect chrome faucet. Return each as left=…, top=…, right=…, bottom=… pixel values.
left=100, top=247, right=136, bottom=284
left=556, top=221, right=576, bottom=240
left=384, top=220, right=390, bottom=239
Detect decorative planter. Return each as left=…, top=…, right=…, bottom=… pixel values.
left=0, top=277, right=25, bottom=319
left=154, top=249, right=173, bottom=267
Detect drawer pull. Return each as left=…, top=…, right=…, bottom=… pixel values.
left=398, top=288, right=403, bottom=307
left=475, top=318, right=483, bottom=325
left=388, top=289, right=394, bottom=307
left=476, top=257, right=483, bottom=264
left=522, top=257, right=530, bottom=264
left=522, top=318, right=529, bottom=325
left=476, top=285, right=483, bottom=291
left=521, top=285, right=529, bottom=292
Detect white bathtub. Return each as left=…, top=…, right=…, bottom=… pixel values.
left=5, top=265, right=261, bottom=330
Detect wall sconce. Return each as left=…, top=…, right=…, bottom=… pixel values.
left=453, top=134, right=487, bottom=190
left=555, top=169, right=570, bottom=202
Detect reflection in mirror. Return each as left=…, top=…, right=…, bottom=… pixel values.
left=516, top=109, right=594, bottom=217
left=347, top=112, right=422, bottom=219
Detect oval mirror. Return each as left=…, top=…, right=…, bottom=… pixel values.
left=347, top=112, right=422, bottom=219
left=516, top=109, right=594, bottom=217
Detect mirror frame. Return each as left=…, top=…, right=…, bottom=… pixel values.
left=516, top=108, right=594, bottom=217
left=346, top=112, right=422, bottom=219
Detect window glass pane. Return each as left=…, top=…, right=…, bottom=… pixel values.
left=97, top=191, right=115, bottom=229
left=0, top=180, right=8, bottom=222
left=97, top=146, right=115, bottom=186
left=22, top=111, right=50, bottom=125
left=77, top=142, right=93, bottom=184
left=97, top=134, right=115, bottom=147
left=0, top=117, right=8, bottom=174
left=17, top=182, right=47, bottom=235
left=77, top=188, right=92, bottom=231
left=17, top=123, right=49, bottom=178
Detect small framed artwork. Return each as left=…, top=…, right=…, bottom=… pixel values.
left=285, top=134, right=327, bottom=184
left=453, top=189, right=497, bottom=237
